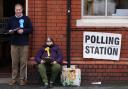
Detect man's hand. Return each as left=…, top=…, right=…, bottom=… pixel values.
left=8, top=30, right=14, bottom=34
left=41, top=60, right=45, bottom=64
left=17, top=29, right=23, bottom=34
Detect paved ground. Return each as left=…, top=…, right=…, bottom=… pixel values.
left=0, top=83, right=128, bottom=89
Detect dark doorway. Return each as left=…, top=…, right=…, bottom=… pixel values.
left=3, top=0, right=25, bottom=17
left=0, top=18, right=11, bottom=74
left=0, top=0, right=25, bottom=74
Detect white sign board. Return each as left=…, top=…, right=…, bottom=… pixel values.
left=83, top=32, right=122, bottom=60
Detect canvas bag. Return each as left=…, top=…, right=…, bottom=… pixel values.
left=61, top=67, right=81, bottom=86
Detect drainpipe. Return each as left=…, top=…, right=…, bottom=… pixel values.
left=67, top=0, right=71, bottom=68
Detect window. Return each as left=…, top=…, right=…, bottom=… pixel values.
left=83, top=0, right=128, bottom=17
left=77, top=0, right=128, bottom=27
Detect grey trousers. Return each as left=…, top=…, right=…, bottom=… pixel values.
left=11, top=45, right=28, bottom=80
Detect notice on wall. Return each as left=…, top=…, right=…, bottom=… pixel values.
left=83, top=32, right=122, bottom=60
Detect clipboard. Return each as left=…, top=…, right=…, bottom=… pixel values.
left=42, top=57, right=52, bottom=64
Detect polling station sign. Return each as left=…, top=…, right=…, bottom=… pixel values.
left=83, top=32, right=122, bottom=60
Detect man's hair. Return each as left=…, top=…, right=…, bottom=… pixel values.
left=15, top=3, right=23, bottom=9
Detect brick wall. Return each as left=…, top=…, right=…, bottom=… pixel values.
left=46, top=0, right=67, bottom=59
left=71, top=0, right=128, bottom=84
left=28, top=0, right=67, bottom=58
left=71, top=28, right=128, bottom=84
left=28, top=0, right=47, bottom=56
left=28, top=0, right=128, bottom=84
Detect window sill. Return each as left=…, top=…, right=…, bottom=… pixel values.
left=76, top=19, right=128, bottom=27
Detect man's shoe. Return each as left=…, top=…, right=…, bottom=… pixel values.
left=9, top=79, right=17, bottom=86
left=19, top=79, right=26, bottom=86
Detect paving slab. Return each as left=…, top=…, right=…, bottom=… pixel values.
left=0, top=83, right=128, bottom=89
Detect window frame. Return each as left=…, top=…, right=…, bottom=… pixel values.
left=76, top=0, right=128, bottom=27
left=25, top=0, right=28, bottom=16
left=81, top=0, right=128, bottom=19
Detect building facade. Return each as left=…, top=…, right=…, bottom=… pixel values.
left=28, top=0, right=128, bottom=84
left=0, top=0, right=128, bottom=85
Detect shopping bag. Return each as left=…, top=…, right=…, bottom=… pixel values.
left=61, top=67, right=81, bottom=86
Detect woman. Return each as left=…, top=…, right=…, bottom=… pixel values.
left=35, top=37, right=63, bottom=89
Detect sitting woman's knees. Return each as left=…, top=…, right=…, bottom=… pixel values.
left=52, top=63, right=61, bottom=71
left=38, top=64, right=45, bottom=70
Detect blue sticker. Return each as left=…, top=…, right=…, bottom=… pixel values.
left=19, top=19, right=24, bottom=28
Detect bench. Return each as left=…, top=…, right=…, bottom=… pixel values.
left=28, top=57, right=67, bottom=66
left=27, top=57, right=67, bottom=84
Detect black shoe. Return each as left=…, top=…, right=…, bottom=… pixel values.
left=39, top=86, right=49, bottom=89
left=44, top=85, right=49, bottom=89
left=49, top=81, right=54, bottom=88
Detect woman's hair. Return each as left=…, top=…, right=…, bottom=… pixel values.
left=46, top=36, right=54, bottom=44
left=43, top=36, right=55, bottom=47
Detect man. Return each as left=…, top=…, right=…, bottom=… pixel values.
left=7, top=4, right=32, bottom=86
left=35, top=37, right=63, bottom=89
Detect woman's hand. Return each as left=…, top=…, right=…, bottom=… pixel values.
left=41, top=60, right=45, bottom=64
left=52, top=61, right=57, bottom=64
left=9, top=30, right=14, bottom=34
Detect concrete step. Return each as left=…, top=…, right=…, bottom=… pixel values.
left=0, top=78, right=11, bottom=83
left=0, top=73, right=11, bottom=78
